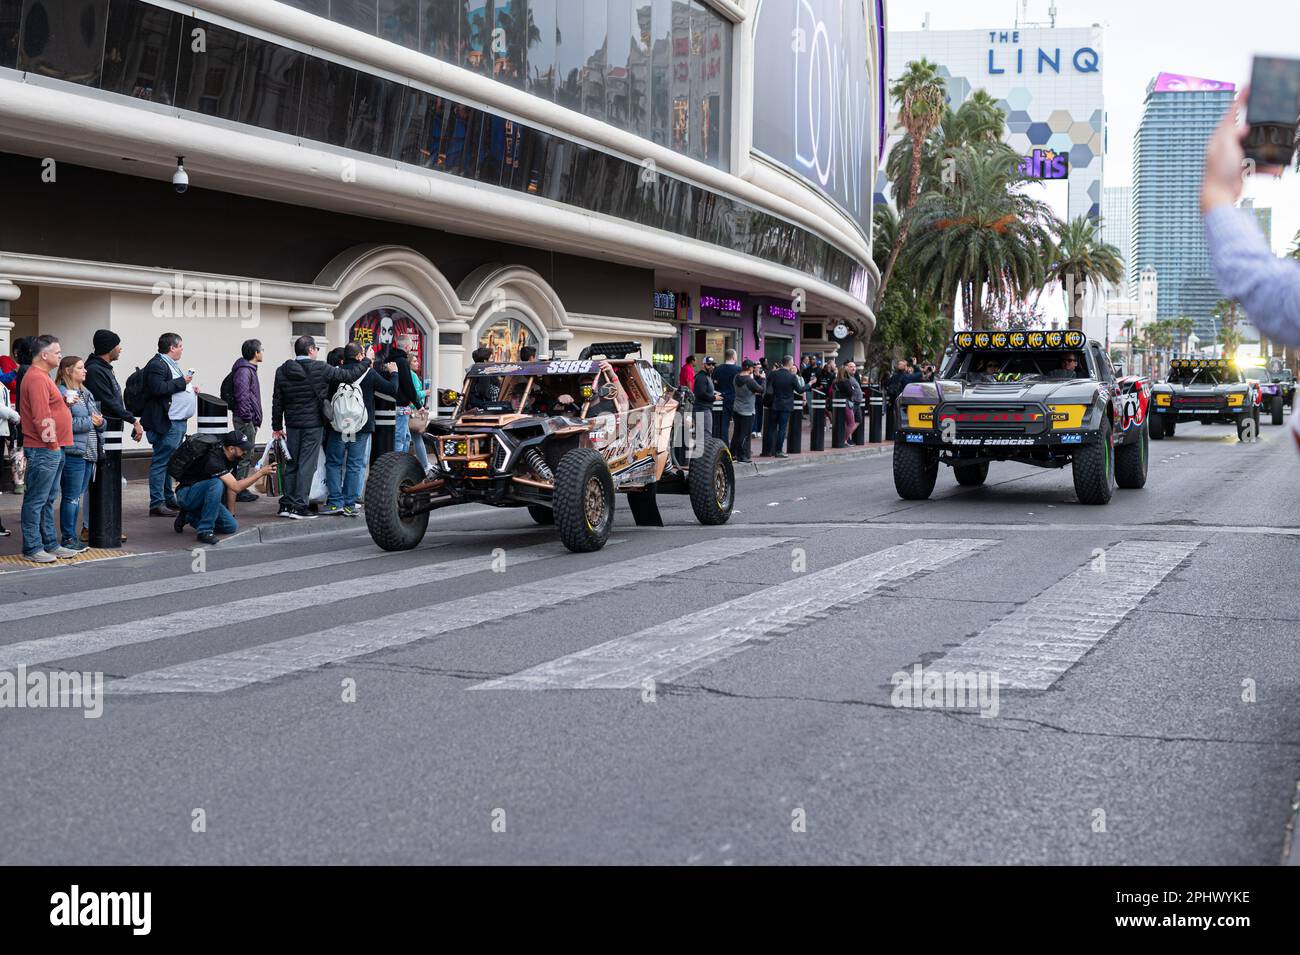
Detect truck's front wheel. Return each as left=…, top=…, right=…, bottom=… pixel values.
left=364, top=451, right=430, bottom=551
left=553, top=448, right=614, bottom=552
left=893, top=442, right=938, bottom=500
left=1072, top=417, right=1115, bottom=505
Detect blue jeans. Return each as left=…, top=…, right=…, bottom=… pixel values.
left=394, top=412, right=411, bottom=453
left=147, top=419, right=187, bottom=508
left=325, top=431, right=372, bottom=508
left=20, top=447, right=64, bottom=557
left=176, top=478, right=238, bottom=536
left=59, top=452, right=91, bottom=546
left=771, top=410, right=792, bottom=454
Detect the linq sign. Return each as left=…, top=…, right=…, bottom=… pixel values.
left=986, top=31, right=1100, bottom=75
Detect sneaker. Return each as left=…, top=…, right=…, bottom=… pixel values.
left=318, top=505, right=345, bottom=516
left=23, top=551, right=57, bottom=564
left=60, top=540, right=88, bottom=553
left=235, top=491, right=259, bottom=503
left=341, top=505, right=358, bottom=517
left=294, top=508, right=318, bottom=520
left=196, top=532, right=221, bottom=546
left=775, top=452, right=789, bottom=459
left=174, top=512, right=188, bottom=534
left=50, top=546, right=83, bottom=559
left=278, top=508, right=301, bottom=520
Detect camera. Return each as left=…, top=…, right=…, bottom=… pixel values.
left=172, top=156, right=189, bottom=194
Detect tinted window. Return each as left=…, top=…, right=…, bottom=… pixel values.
left=175, top=17, right=245, bottom=120
left=279, top=0, right=328, bottom=14
left=581, top=0, right=606, bottom=122
left=605, top=0, right=631, bottom=129
left=526, top=0, right=556, bottom=100
left=649, top=0, right=670, bottom=147
left=298, top=55, right=356, bottom=146
left=668, top=0, right=689, bottom=153
left=239, top=37, right=304, bottom=136
left=463, top=1, right=491, bottom=76
left=346, top=71, right=404, bottom=156
left=695, top=0, right=727, bottom=166
left=378, top=0, right=417, bottom=48
left=19, top=0, right=110, bottom=87
left=333, top=0, right=377, bottom=34
left=101, top=1, right=182, bottom=104
left=554, top=0, right=582, bottom=111
left=492, top=0, right=523, bottom=88
left=392, top=87, right=436, bottom=165
left=420, top=0, right=457, bottom=61
left=630, top=2, right=651, bottom=140
left=1, top=0, right=24, bottom=70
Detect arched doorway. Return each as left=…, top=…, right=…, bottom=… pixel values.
left=346, top=296, right=431, bottom=388
left=473, top=308, right=545, bottom=362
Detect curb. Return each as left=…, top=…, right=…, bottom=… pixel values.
left=735, top=443, right=893, bottom=479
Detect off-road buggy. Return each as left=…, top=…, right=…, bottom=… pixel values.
left=1149, top=358, right=1260, bottom=440
left=364, top=342, right=734, bottom=553
left=893, top=330, right=1151, bottom=505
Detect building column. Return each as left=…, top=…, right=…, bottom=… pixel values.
left=0, top=280, right=19, bottom=356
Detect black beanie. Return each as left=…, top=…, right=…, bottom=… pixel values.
left=93, top=329, right=121, bottom=355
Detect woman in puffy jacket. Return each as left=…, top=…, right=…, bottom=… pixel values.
left=56, top=356, right=104, bottom=552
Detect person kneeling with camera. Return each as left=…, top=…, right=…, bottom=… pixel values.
left=170, top=430, right=276, bottom=545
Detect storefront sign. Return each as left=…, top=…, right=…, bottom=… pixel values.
left=1018, top=148, right=1069, bottom=180
left=350, top=307, right=425, bottom=372
left=654, top=290, right=690, bottom=322
left=700, top=293, right=743, bottom=317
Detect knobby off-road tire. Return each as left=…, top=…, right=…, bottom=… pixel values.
left=1115, top=419, right=1149, bottom=490
left=1164, top=418, right=1177, bottom=437
left=1073, top=416, right=1115, bottom=505
left=893, top=442, right=939, bottom=500
left=1271, top=395, right=1284, bottom=426
left=1150, top=415, right=1166, bottom=440
left=365, top=451, right=429, bottom=551
left=687, top=437, right=735, bottom=526
left=527, top=504, right=554, bottom=525
left=553, top=447, right=614, bottom=553
left=953, top=461, right=989, bottom=486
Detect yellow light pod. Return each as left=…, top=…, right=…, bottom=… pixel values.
left=906, top=405, right=936, bottom=429
left=1027, top=332, right=1045, bottom=348
left=974, top=333, right=991, bottom=348
left=1045, top=332, right=1064, bottom=348
left=1155, top=393, right=1171, bottom=407
left=991, top=333, right=1009, bottom=348
left=1064, top=331, right=1085, bottom=348
left=1049, top=404, right=1088, bottom=429
left=1009, top=332, right=1026, bottom=347
left=1226, top=393, right=1245, bottom=407
left=955, top=332, right=974, bottom=349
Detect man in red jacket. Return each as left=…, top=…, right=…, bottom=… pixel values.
left=19, top=335, right=74, bottom=563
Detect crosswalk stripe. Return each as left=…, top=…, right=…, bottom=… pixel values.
left=0, top=540, right=573, bottom=671
left=104, top=537, right=791, bottom=695
left=921, top=539, right=1200, bottom=690
left=473, top=537, right=998, bottom=691
left=0, top=542, right=410, bottom=624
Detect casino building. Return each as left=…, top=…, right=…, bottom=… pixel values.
left=0, top=0, right=883, bottom=449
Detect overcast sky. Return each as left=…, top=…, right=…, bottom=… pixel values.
left=887, top=0, right=1300, bottom=253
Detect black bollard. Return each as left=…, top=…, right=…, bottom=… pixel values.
left=809, top=389, right=826, bottom=451
left=89, top=420, right=123, bottom=549
left=831, top=396, right=847, bottom=448
left=196, top=392, right=229, bottom=437
left=884, top=397, right=897, bottom=442
left=372, top=391, right=396, bottom=461
left=852, top=399, right=866, bottom=445
left=712, top=393, right=725, bottom=440
left=787, top=400, right=803, bottom=455
left=869, top=389, right=884, bottom=444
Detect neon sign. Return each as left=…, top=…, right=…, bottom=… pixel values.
left=1018, top=148, right=1069, bottom=180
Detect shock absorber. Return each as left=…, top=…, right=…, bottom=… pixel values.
left=522, top=447, right=554, bottom=481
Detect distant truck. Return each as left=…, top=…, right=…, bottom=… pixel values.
left=1149, top=358, right=1260, bottom=440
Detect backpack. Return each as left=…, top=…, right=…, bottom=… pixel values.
left=220, top=368, right=237, bottom=410
left=166, top=433, right=221, bottom=482
left=330, top=381, right=368, bottom=439
left=124, top=366, right=148, bottom=417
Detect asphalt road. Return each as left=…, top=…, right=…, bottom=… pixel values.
left=2, top=419, right=1298, bottom=865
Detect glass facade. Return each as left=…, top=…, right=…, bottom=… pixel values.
left=4, top=0, right=869, bottom=297
left=1131, top=83, right=1235, bottom=338
left=275, top=0, right=731, bottom=169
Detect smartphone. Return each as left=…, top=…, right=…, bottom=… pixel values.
left=1245, top=55, right=1300, bottom=167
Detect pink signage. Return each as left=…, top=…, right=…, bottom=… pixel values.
left=1154, top=72, right=1236, bottom=93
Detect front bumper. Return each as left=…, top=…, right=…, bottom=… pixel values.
left=897, top=429, right=1096, bottom=449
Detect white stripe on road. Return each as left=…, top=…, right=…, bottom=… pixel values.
left=921, top=540, right=1200, bottom=690
left=473, top=537, right=998, bottom=691
left=0, top=542, right=420, bottom=624
left=105, top=537, right=790, bottom=695
left=0, top=540, right=575, bottom=670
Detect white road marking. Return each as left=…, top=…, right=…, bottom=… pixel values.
left=104, top=537, right=790, bottom=695
left=0, top=540, right=571, bottom=670
left=0, top=542, right=420, bottom=624
left=922, top=539, right=1200, bottom=690
left=474, top=537, right=997, bottom=691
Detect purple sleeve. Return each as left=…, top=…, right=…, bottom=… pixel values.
left=1205, top=205, right=1300, bottom=345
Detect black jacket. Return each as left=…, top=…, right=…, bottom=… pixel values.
left=141, top=353, right=190, bottom=435
left=692, top=370, right=716, bottom=409
left=713, top=362, right=739, bottom=404
left=84, top=354, right=135, bottom=426
left=375, top=346, right=421, bottom=407
left=272, top=357, right=370, bottom=430
left=327, top=360, right=399, bottom=435
left=766, top=368, right=809, bottom=412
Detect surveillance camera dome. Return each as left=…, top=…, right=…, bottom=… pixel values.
left=172, top=158, right=188, bottom=194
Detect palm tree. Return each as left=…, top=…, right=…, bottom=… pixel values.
left=885, top=90, right=1007, bottom=203
left=876, top=59, right=947, bottom=312
left=906, top=144, right=1058, bottom=331
left=1044, top=216, right=1125, bottom=332
left=1289, top=229, right=1300, bottom=262
left=1121, top=318, right=1136, bottom=371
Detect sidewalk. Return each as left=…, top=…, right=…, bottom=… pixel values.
left=0, top=420, right=894, bottom=569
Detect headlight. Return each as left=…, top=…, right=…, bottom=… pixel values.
left=1226, top=393, right=1245, bottom=407
left=1155, top=393, right=1171, bottom=407
left=442, top=439, right=468, bottom=456
left=1049, top=405, right=1088, bottom=429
